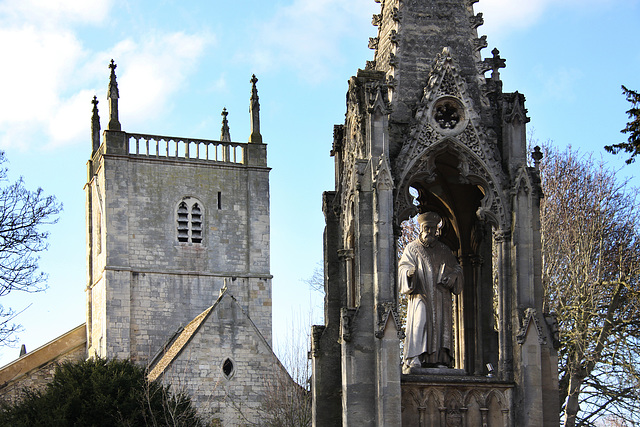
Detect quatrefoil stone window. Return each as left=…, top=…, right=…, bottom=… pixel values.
left=430, top=96, right=467, bottom=135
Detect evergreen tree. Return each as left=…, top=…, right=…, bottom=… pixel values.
left=0, top=358, right=206, bottom=427
left=605, top=85, right=640, bottom=164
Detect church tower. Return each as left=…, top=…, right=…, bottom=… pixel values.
left=311, top=1, right=559, bottom=426
left=85, top=62, right=271, bottom=364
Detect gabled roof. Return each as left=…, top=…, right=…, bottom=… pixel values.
left=0, top=324, right=86, bottom=387
left=147, top=290, right=276, bottom=382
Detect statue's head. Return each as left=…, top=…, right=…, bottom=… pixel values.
left=417, top=212, right=442, bottom=244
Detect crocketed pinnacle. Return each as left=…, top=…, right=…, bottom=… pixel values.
left=107, top=59, right=121, bottom=131
left=91, top=96, right=101, bottom=152
left=220, top=108, right=231, bottom=142
left=249, top=74, right=262, bottom=143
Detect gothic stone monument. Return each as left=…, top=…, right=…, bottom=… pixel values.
left=310, top=1, right=560, bottom=426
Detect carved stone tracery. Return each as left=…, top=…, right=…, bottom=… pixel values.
left=402, top=384, right=511, bottom=426
left=376, top=301, right=404, bottom=339
left=516, top=308, right=546, bottom=345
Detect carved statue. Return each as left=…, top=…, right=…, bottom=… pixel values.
left=399, top=212, right=463, bottom=370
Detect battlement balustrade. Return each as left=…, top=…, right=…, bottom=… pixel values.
left=127, top=133, right=245, bottom=164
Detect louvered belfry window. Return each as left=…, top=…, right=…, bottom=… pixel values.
left=176, top=198, right=204, bottom=244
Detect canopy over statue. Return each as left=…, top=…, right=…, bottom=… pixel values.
left=399, top=212, right=463, bottom=371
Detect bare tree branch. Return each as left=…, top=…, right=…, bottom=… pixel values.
left=0, top=151, right=61, bottom=345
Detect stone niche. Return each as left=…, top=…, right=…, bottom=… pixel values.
left=398, top=146, right=501, bottom=376
left=402, top=376, right=513, bottom=427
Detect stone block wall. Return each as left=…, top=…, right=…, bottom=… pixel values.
left=86, top=151, right=271, bottom=362
left=155, top=293, right=292, bottom=426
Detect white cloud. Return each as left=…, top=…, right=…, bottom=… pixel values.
left=250, top=0, right=378, bottom=81
left=47, top=89, right=97, bottom=149
left=0, top=0, right=113, bottom=26
left=474, top=0, right=551, bottom=35
left=0, top=24, right=87, bottom=150
left=474, top=0, right=624, bottom=35
left=0, top=12, right=210, bottom=150
left=104, top=32, right=210, bottom=127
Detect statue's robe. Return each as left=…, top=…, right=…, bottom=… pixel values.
left=399, top=239, right=463, bottom=364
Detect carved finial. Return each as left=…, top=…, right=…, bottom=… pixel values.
left=469, top=13, right=484, bottom=29
left=249, top=74, right=262, bottom=143
left=107, top=59, right=121, bottom=131
left=490, top=48, right=506, bottom=80
left=91, top=96, right=101, bottom=152
left=532, top=146, right=543, bottom=170
left=220, top=107, right=231, bottom=142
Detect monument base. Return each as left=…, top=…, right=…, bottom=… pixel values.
left=402, top=366, right=466, bottom=376
left=401, top=375, right=514, bottom=426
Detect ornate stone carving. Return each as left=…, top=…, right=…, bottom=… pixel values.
left=430, top=96, right=468, bottom=136
left=472, top=35, right=488, bottom=52
left=310, top=325, right=325, bottom=357
left=389, top=29, right=398, bottom=45
left=340, top=307, right=357, bottom=342
left=372, top=13, right=382, bottom=26
left=389, top=52, right=398, bottom=68
left=503, top=91, right=529, bottom=124
left=479, top=48, right=507, bottom=77
left=391, top=7, right=401, bottom=22
left=532, top=145, right=543, bottom=170
left=332, top=124, right=344, bottom=155
left=469, top=13, right=484, bottom=29
left=368, top=37, right=379, bottom=50
left=366, top=81, right=391, bottom=115
left=544, top=312, right=560, bottom=349
left=517, top=308, right=547, bottom=345
left=439, top=72, right=460, bottom=97
left=374, top=155, right=395, bottom=191
left=375, top=301, right=403, bottom=339
left=434, top=99, right=461, bottom=130
left=402, top=384, right=511, bottom=427
left=492, top=229, right=511, bottom=243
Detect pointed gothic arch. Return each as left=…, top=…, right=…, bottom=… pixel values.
left=394, top=137, right=505, bottom=374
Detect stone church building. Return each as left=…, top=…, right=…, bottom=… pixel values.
left=0, top=1, right=560, bottom=426
left=0, top=63, right=289, bottom=425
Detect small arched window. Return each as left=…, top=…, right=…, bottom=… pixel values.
left=222, top=358, right=235, bottom=379
left=176, top=198, right=204, bottom=244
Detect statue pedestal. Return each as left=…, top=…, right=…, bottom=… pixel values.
left=402, top=366, right=466, bottom=376
left=401, top=374, right=514, bottom=426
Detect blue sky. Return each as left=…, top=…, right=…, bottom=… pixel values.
left=0, top=0, right=638, bottom=366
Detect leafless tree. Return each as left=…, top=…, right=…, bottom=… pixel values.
left=257, top=311, right=312, bottom=427
left=0, top=151, right=61, bottom=345
left=540, top=144, right=640, bottom=426
left=302, top=262, right=323, bottom=294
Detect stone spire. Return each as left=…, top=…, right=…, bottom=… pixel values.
left=249, top=74, right=262, bottom=143
left=107, top=59, right=121, bottom=131
left=220, top=107, right=231, bottom=142
left=370, top=0, right=491, bottom=123
left=91, top=95, right=101, bottom=152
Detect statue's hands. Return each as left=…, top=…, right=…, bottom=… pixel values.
left=439, top=275, right=452, bottom=290
left=407, top=268, right=416, bottom=279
